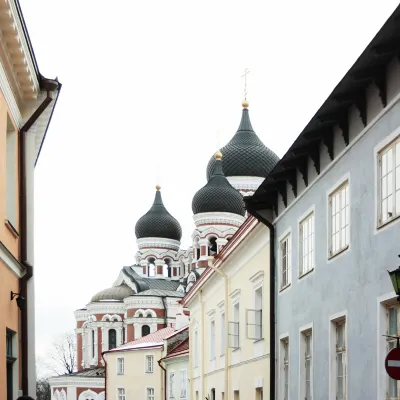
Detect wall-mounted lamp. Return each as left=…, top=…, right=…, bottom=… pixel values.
left=11, top=291, right=26, bottom=310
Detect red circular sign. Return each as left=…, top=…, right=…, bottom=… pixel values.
left=386, top=348, right=400, bottom=380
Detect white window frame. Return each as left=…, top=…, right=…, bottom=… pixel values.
left=146, top=387, right=155, bottom=400
left=377, top=135, right=400, bottom=227
left=194, top=330, right=199, bottom=367
left=145, top=354, right=154, bottom=373
left=328, top=180, right=350, bottom=258
left=299, top=325, right=313, bottom=400
left=117, top=388, right=126, bottom=400
left=279, top=232, right=292, bottom=290
left=180, top=369, right=188, bottom=399
left=386, top=304, right=400, bottom=400
left=169, top=371, right=175, bottom=399
left=117, top=357, right=124, bottom=375
left=280, top=335, right=290, bottom=400
left=220, top=311, right=226, bottom=356
left=298, top=208, right=315, bottom=277
left=210, top=318, right=216, bottom=360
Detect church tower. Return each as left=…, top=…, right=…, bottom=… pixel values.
left=134, top=186, right=183, bottom=278
left=206, top=100, right=279, bottom=196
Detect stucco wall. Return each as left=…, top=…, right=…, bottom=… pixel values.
left=165, top=355, right=189, bottom=399
left=274, top=57, right=400, bottom=399
left=105, top=348, right=163, bottom=400
left=188, top=222, right=269, bottom=399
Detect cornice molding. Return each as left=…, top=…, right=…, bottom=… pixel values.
left=86, top=303, right=126, bottom=315
left=193, top=212, right=245, bottom=228
left=50, top=377, right=105, bottom=388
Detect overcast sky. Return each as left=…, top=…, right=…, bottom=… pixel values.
left=20, top=0, right=399, bottom=370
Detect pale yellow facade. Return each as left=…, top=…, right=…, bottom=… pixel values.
left=185, top=219, right=270, bottom=400
left=105, top=347, right=163, bottom=400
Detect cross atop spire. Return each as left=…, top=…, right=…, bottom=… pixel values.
left=241, top=68, right=250, bottom=99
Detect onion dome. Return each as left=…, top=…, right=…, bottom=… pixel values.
left=135, top=186, right=182, bottom=241
left=192, top=152, right=245, bottom=216
left=91, top=284, right=135, bottom=302
left=206, top=100, right=279, bottom=180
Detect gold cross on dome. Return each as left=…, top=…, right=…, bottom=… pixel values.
left=241, top=68, right=250, bottom=99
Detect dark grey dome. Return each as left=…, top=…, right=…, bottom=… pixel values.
left=192, top=156, right=245, bottom=216
left=206, top=107, right=279, bottom=180
left=91, top=284, right=135, bottom=302
left=135, top=188, right=182, bottom=241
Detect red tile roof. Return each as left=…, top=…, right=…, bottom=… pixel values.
left=165, top=337, right=189, bottom=359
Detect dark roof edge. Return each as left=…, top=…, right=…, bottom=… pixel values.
left=246, top=4, right=400, bottom=213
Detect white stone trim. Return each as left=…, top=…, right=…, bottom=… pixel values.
left=49, top=377, right=105, bottom=387
left=227, top=176, right=264, bottom=191
left=86, top=303, right=126, bottom=315
left=137, top=237, right=180, bottom=251
left=193, top=212, right=245, bottom=228
left=0, top=240, right=25, bottom=277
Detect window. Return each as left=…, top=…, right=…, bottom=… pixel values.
left=211, top=388, right=216, bottom=400
left=142, top=325, right=151, bottom=337
left=246, top=288, right=263, bottom=340
left=117, top=388, right=126, bottom=400
left=221, top=312, right=225, bottom=355
left=6, top=115, right=17, bottom=229
left=229, top=302, right=240, bottom=348
left=301, top=330, right=313, bottom=400
left=281, top=338, right=289, bottom=400
left=233, top=390, right=240, bottom=400
left=6, top=329, right=16, bottom=400
left=169, top=372, right=175, bottom=398
left=280, top=234, right=291, bottom=289
left=299, top=212, right=315, bottom=276
left=109, top=329, right=117, bottom=350
left=387, top=305, right=399, bottom=399
left=210, top=319, right=216, bottom=359
left=194, top=330, right=199, bottom=367
left=335, top=321, right=346, bottom=400
left=378, top=137, right=400, bottom=226
left=147, top=387, right=155, bottom=400
left=329, top=182, right=349, bottom=256
left=180, top=370, right=188, bottom=399
left=92, top=330, right=95, bottom=358
left=146, top=355, right=154, bottom=373
left=256, top=388, right=263, bottom=400
left=117, top=357, right=124, bottom=375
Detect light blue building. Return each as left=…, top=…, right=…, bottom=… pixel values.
left=247, top=5, right=400, bottom=400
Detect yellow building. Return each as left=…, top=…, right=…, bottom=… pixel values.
left=182, top=216, right=270, bottom=400
left=0, top=1, right=61, bottom=399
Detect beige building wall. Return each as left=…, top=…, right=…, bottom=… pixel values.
left=105, top=347, right=163, bottom=400
left=165, top=355, right=189, bottom=400
left=187, top=221, right=270, bottom=400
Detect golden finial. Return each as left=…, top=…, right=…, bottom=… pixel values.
left=215, top=151, right=222, bottom=160
left=242, top=99, right=249, bottom=108
left=156, top=185, right=161, bottom=191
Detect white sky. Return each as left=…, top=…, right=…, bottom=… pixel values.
left=19, top=0, right=399, bottom=364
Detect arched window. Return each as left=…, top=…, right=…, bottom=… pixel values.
left=208, top=237, right=217, bottom=255
left=142, top=325, right=150, bottom=337
left=122, top=327, right=125, bottom=344
left=108, top=329, right=117, bottom=350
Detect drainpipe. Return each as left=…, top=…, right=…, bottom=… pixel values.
left=199, top=290, right=205, bottom=400
left=207, top=256, right=229, bottom=399
left=19, top=78, right=60, bottom=394
left=157, top=358, right=167, bottom=400
left=247, top=207, right=275, bottom=400
left=101, top=352, right=108, bottom=400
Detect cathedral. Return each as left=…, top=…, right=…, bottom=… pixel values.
left=50, top=99, right=279, bottom=400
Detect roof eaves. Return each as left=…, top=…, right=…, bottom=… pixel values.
left=246, top=4, right=400, bottom=212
